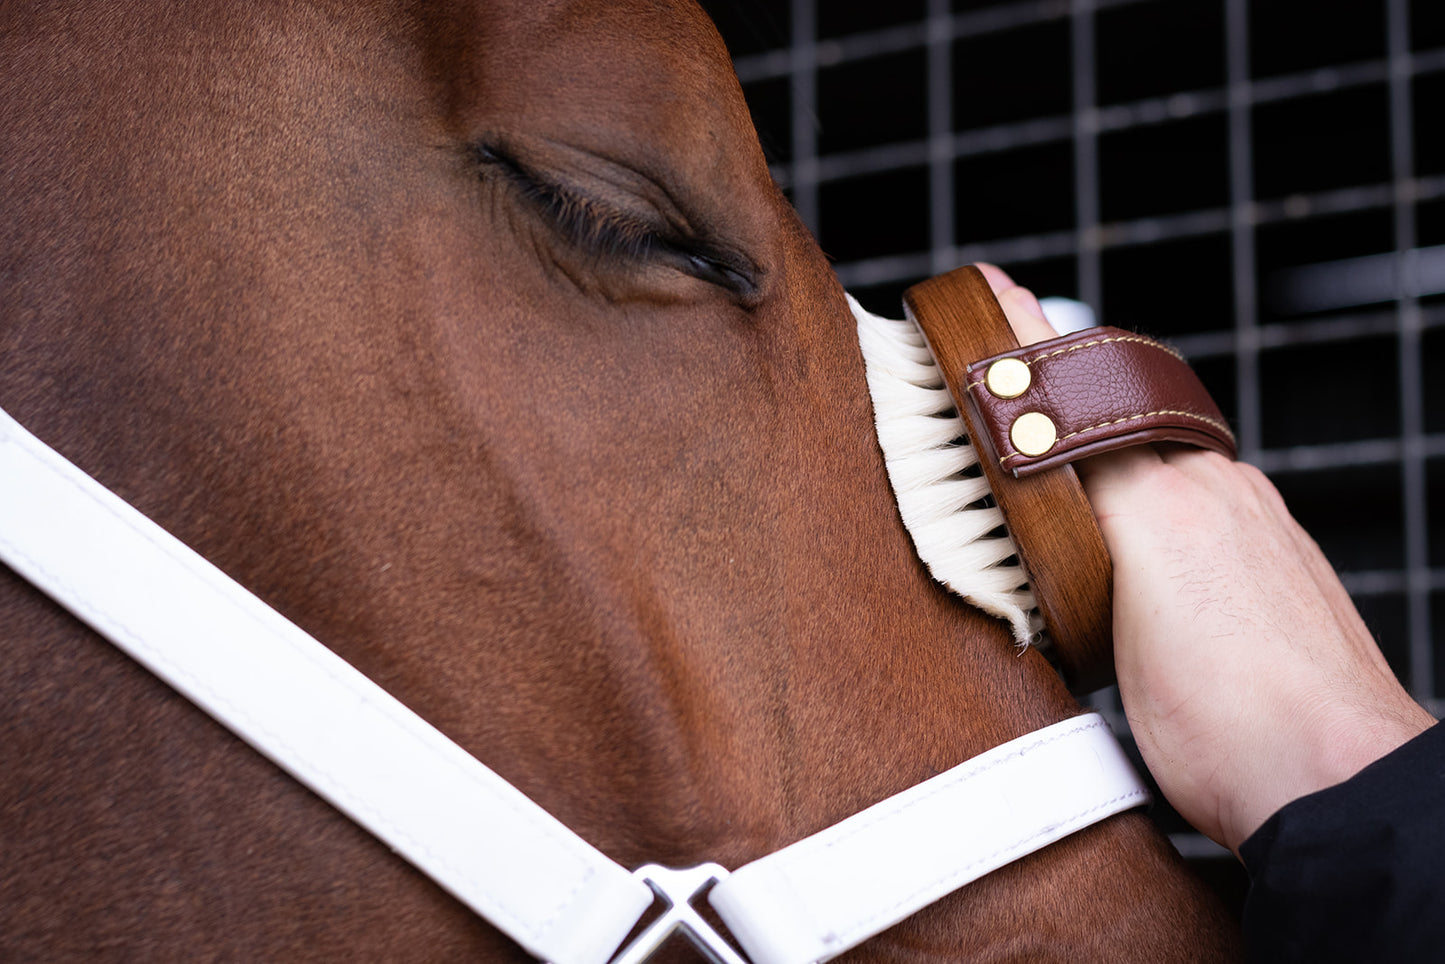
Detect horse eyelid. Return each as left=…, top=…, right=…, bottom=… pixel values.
left=682, top=250, right=756, bottom=296
left=475, top=144, right=755, bottom=297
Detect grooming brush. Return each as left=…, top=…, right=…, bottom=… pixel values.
left=856, top=265, right=1235, bottom=692
left=852, top=296, right=1044, bottom=647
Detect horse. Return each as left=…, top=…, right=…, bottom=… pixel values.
left=0, top=0, right=1240, bottom=959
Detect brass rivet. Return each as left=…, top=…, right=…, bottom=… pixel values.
left=985, top=358, right=1032, bottom=399
left=1011, top=412, right=1057, bottom=457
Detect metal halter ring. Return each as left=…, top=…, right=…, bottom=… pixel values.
left=605, top=864, right=748, bottom=964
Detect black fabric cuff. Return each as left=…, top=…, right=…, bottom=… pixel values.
left=1240, top=720, right=1445, bottom=962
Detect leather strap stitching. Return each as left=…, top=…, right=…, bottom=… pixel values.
left=1026, top=334, right=1187, bottom=366
left=964, top=336, right=1188, bottom=395
left=815, top=718, right=1136, bottom=940
left=999, top=409, right=1235, bottom=464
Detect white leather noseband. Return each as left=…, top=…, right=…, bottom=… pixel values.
left=0, top=406, right=1148, bottom=964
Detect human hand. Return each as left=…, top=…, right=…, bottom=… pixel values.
left=976, top=263, right=1437, bottom=854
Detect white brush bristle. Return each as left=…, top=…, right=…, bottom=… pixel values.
left=851, top=294, right=1045, bottom=649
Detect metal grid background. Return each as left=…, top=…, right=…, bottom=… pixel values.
left=701, top=0, right=1445, bottom=905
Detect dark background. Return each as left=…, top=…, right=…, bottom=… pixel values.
left=699, top=0, right=1445, bottom=915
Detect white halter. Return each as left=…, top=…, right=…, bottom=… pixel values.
left=0, top=405, right=1147, bottom=964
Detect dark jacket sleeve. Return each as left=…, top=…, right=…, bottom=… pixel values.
left=1240, top=721, right=1445, bottom=962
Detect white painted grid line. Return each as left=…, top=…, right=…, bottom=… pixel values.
left=927, top=0, right=955, bottom=276
left=1387, top=0, right=1434, bottom=698
left=788, top=0, right=819, bottom=233
left=1071, top=0, right=1103, bottom=316
left=1225, top=0, right=1262, bottom=462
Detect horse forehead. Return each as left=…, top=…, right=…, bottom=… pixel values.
left=435, top=0, right=755, bottom=162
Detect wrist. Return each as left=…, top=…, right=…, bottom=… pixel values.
left=1222, top=695, right=1435, bottom=852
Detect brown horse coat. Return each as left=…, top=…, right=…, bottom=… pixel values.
left=0, top=0, right=1239, bottom=959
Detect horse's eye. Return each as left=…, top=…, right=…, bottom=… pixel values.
left=476, top=142, right=758, bottom=300
left=683, top=252, right=755, bottom=297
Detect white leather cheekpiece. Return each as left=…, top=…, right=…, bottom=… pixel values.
left=0, top=407, right=653, bottom=964
left=0, top=406, right=1149, bottom=964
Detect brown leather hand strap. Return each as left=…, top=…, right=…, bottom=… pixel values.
left=965, top=327, right=1236, bottom=478
left=903, top=265, right=1235, bottom=692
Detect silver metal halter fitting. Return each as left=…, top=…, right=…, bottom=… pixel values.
left=607, top=864, right=749, bottom=964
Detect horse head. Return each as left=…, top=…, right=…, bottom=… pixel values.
left=0, top=0, right=1238, bottom=958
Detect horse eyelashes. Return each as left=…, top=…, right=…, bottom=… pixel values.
left=474, top=142, right=756, bottom=298
left=527, top=181, right=757, bottom=298
left=474, top=143, right=660, bottom=262
left=522, top=180, right=659, bottom=263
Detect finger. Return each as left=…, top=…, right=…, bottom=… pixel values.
left=1074, top=446, right=1164, bottom=486
left=974, top=261, right=1017, bottom=295
left=974, top=262, right=1056, bottom=346
left=1073, top=446, right=1165, bottom=519
left=1156, top=444, right=1235, bottom=475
